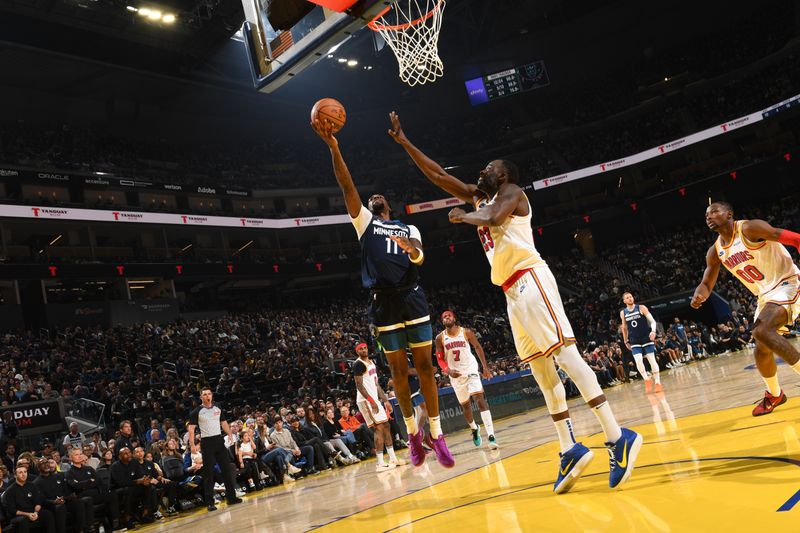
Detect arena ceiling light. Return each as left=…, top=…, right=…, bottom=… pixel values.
left=132, top=5, right=178, bottom=24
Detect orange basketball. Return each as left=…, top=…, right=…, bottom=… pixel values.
left=311, top=98, right=346, bottom=133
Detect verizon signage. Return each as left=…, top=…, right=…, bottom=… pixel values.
left=405, top=196, right=465, bottom=215
left=0, top=205, right=351, bottom=229
left=400, top=92, right=799, bottom=212
left=528, top=93, right=800, bottom=191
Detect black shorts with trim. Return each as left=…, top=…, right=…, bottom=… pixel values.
left=368, top=284, right=433, bottom=352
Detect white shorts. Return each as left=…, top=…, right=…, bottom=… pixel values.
left=755, top=276, right=800, bottom=327
left=504, top=266, right=576, bottom=363
left=357, top=399, right=388, bottom=427
left=450, top=373, right=484, bottom=404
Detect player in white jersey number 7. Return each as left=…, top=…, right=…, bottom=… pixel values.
left=691, top=201, right=800, bottom=416
left=388, top=111, right=643, bottom=493
left=435, top=310, right=498, bottom=449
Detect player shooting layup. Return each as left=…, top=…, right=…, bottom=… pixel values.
left=312, top=118, right=453, bottom=468
left=388, top=112, right=641, bottom=493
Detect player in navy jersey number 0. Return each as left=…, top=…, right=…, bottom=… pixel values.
left=620, top=292, right=662, bottom=394
left=312, top=118, right=454, bottom=469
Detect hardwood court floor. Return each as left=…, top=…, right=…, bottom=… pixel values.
left=145, top=348, right=800, bottom=532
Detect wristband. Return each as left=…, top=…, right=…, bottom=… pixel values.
left=778, top=229, right=800, bottom=251
left=435, top=351, right=449, bottom=373
left=409, top=249, right=424, bottom=264
left=367, top=397, right=377, bottom=406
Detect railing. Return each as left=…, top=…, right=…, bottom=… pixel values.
left=64, top=397, right=106, bottom=434
left=595, top=258, right=655, bottom=297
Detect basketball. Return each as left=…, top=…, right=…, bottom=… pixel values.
left=311, top=97, right=346, bottom=133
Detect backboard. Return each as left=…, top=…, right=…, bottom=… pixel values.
left=241, top=0, right=389, bottom=93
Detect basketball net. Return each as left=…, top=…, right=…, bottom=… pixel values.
left=368, top=0, right=446, bottom=87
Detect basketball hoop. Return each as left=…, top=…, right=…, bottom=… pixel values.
left=368, top=0, right=446, bottom=87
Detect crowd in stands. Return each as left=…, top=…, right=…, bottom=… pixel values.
left=1, top=4, right=799, bottom=527
left=0, top=1, right=796, bottom=205
left=0, top=192, right=798, bottom=528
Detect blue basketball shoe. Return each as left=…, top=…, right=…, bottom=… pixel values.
left=606, top=428, right=643, bottom=489
left=553, top=442, right=595, bottom=494
left=471, top=427, right=482, bottom=447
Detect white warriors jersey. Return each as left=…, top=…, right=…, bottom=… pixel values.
left=715, top=220, right=800, bottom=297
left=476, top=193, right=546, bottom=286
left=442, top=327, right=479, bottom=375
left=355, top=358, right=379, bottom=403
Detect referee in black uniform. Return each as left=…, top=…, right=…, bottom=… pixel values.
left=187, top=387, right=242, bottom=511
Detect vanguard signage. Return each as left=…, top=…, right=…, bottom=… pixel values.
left=0, top=398, right=65, bottom=436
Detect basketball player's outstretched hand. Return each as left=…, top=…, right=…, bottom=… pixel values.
left=481, top=370, right=492, bottom=380
left=311, top=118, right=338, bottom=147
left=448, top=208, right=465, bottom=223
left=389, top=234, right=415, bottom=254
left=387, top=111, right=408, bottom=144
left=690, top=293, right=706, bottom=309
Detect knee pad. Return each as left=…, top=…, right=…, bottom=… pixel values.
left=555, top=344, right=603, bottom=403
left=645, top=352, right=659, bottom=373
left=530, top=357, right=568, bottom=414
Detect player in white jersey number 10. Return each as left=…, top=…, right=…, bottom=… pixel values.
left=692, top=201, right=800, bottom=416
left=435, top=310, right=498, bottom=449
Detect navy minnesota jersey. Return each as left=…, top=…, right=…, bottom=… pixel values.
left=623, top=305, right=650, bottom=344
left=351, top=205, right=421, bottom=290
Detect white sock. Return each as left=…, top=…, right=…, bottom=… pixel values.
left=429, top=416, right=442, bottom=439
left=791, top=360, right=800, bottom=375
left=593, top=402, right=622, bottom=443
left=404, top=415, right=418, bottom=436
left=413, top=405, right=423, bottom=427
left=480, top=410, right=495, bottom=437
left=763, top=374, right=781, bottom=397
left=376, top=451, right=385, bottom=466
left=554, top=418, right=576, bottom=454
left=386, top=446, right=397, bottom=462
left=468, top=420, right=478, bottom=430
left=645, top=353, right=660, bottom=384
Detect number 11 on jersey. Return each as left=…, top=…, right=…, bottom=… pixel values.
left=385, top=237, right=400, bottom=255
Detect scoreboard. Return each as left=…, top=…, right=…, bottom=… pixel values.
left=465, top=60, right=550, bottom=106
